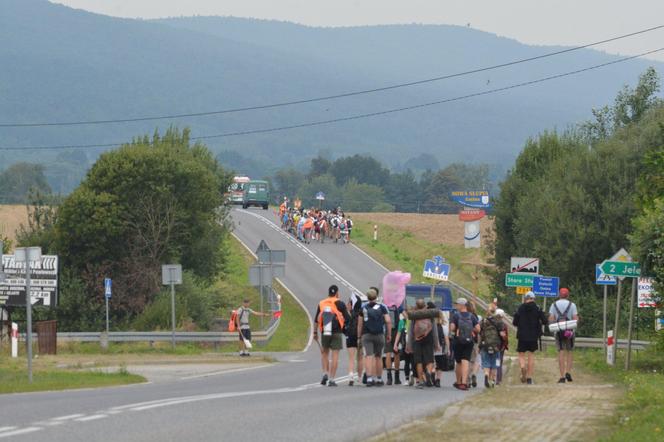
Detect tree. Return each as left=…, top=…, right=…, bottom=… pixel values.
left=55, top=127, right=228, bottom=318
left=330, top=154, right=390, bottom=187
left=274, top=168, right=305, bottom=199
left=307, top=156, right=332, bottom=179
left=340, top=179, right=386, bottom=212
left=0, top=163, right=51, bottom=203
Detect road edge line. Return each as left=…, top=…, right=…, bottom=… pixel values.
left=230, top=231, right=314, bottom=353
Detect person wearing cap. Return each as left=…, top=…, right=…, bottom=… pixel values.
left=314, top=285, right=350, bottom=386
left=512, top=291, right=548, bottom=384
left=358, top=288, right=391, bottom=387
left=450, top=297, right=480, bottom=391
left=549, top=287, right=579, bottom=383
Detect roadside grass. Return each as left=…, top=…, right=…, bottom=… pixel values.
left=0, top=357, right=144, bottom=394
left=577, top=345, right=664, bottom=441
left=351, top=219, right=492, bottom=299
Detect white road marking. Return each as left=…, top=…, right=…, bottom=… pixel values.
left=51, top=414, right=86, bottom=421
left=180, top=363, right=272, bottom=380
left=74, top=414, right=107, bottom=422
left=0, top=428, right=17, bottom=433
left=0, top=427, right=42, bottom=438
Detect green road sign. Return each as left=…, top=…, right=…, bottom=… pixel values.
left=600, top=260, right=641, bottom=278
left=505, top=273, right=536, bottom=287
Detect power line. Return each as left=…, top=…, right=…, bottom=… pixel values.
left=1, top=25, right=663, bottom=128
left=1, top=47, right=662, bottom=151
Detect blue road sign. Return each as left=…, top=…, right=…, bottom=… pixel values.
left=532, top=276, right=560, bottom=297
left=450, top=191, right=491, bottom=208
left=595, top=264, right=617, bottom=286
left=104, top=278, right=112, bottom=299
left=422, top=256, right=451, bottom=281
left=315, top=192, right=325, bottom=201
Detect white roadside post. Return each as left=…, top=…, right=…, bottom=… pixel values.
left=162, top=264, right=182, bottom=350
left=11, top=322, right=18, bottom=358
left=15, top=246, right=42, bottom=383
left=373, top=225, right=378, bottom=242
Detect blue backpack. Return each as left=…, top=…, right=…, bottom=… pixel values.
left=363, top=303, right=385, bottom=334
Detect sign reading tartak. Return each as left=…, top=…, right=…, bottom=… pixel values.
left=0, top=254, right=59, bottom=307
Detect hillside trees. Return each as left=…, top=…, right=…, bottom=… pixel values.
left=491, top=69, right=664, bottom=334
left=0, top=163, right=51, bottom=203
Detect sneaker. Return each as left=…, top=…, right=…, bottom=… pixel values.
left=520, top=367, right=527, bottom=383
left=490, top=380, right=496, bottom=388
left=386, top=372, right=393, bottom=386
left=408, top=377, right=415, bottom=387
left=458, top=383, right=469, bottom=391
left=375, top=378, right=384, bottom=387
left=526, top=378, right=533, bottom=385
left=328, top=380, right=337, bottom=387
left=565, top=373, right=573, bottom=382
left=558, top=377, right=566, bottom=384
left=395, top=373, right=402, bottom=385
left=415, top=382, right=425, bottom=389
left=434, top=379, right=441, bottom=388
left=471, top=374, right=477, bottom=388
left=321, top=374, right=328, bottom=386
left=366, top=379, right=375, bottom=387
left=425, top=372, right=433, bottom=387
left=452, top=382, right=461, bottom=390
left=484, top=376, right=490, bottom=388
left=348, top=379, right=354, bottom=387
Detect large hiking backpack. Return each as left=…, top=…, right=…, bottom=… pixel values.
left=479, top=317, right=502, bottom=353
left=554, top=301, right=574, bottom=339
left=413, top=318, right=433, bottom=341
left=363, top=303, right=385, bottom=334
left=456, top=313, right=475, bottom=344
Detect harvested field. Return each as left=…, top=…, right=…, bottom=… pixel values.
left=349, top=212, right=494, bottom=247
left=0, top=204, right=28, bottom=247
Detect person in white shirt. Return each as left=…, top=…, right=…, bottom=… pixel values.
left=548, top=288, right=579, bottom=383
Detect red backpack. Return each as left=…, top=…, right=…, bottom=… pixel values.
left=228, top=310, right=238, bottom=332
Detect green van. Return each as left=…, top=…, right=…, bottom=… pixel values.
left=242, top=180, right=270, bottom=210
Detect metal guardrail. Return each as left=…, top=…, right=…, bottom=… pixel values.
left=26, top=317, right=281, bottom=344
left=541, top=336, right=650, bottom=351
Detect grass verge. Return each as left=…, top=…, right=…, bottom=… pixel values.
left=0, top=358, right=144, bottom=394
left=351, top=219, right=492, bottom=299
left=577, top=347, right=664, bottom=441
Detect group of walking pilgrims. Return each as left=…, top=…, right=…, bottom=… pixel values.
left=313, top=283, right=579, bottom=389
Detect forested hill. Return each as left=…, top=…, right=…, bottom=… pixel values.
left=2, top=0, right=663, bottom=193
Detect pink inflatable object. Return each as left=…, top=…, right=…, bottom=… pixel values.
left=382, top=271, right=411, bottom=307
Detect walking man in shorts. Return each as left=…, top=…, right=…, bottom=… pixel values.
left=314, top=285, right=350, bottom=386
left=358, top=288, right=391, bottom=387
left=450, top=298, right=480, bottom=390
left=513, top=291, right=548, bottom=384
left=549, top=288, right=578, bottom=383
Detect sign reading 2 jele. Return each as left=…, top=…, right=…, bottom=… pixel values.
left=450, top=191, right=491, bottom=208
left=600, top=261, right=641, bottom=278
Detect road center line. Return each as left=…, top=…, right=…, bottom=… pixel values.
left=74, top=414, right=107, bottom=422
left=0, top=427, right=42, bottom=439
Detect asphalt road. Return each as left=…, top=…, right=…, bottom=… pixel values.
left=0, top=208, right=474, bottom=441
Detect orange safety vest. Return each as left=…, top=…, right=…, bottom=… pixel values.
left=304, top=218, right=314, bottom=229
left=318, top=298, right=345, bottom=331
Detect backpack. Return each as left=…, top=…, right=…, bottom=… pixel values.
left=346, top=301, right=362, bottom=336
left=554, top=301, right=574, bottom=339
left=456, top=313, right=475, bottom=344
left=228, top=310, right=238, bottom=332
left=413, top=318, right=433, bottom=341
left=363, top=303, right=385, bottom=334
left=318, top=298, right=345, bottom=336
left=479, top=317, right=502, bottom=353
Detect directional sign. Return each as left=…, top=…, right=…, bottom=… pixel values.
left=505, top=273, right=535, bottom=287
left=638, top=277, right=657, bottom=308
left=315, top=192, right=325, bottom=201
left=532, top=276, right=560, bottom=297
left=600, top=260, right=641, bottom=278
left=595, top=264, right=617, bottom=286
left=0, top=254, right=59, bottom=307
left=510, top=257, right=540, bottom=274
left=104, top=278, right=112, bottom=299
left=422, top=256, right=450, bottom=281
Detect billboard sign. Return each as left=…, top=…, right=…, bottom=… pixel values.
left=0, top=254, right=59, bottom=307
left=638, top=277, right=657, bottom=308
left=450, top=191, right=491, bottom=208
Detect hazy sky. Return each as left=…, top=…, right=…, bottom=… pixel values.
left=53, top=0, right=664, bottom=61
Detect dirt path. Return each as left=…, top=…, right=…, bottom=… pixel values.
left=377, top=355, right=621, bottom=442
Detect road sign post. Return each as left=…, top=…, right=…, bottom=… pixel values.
left=603, top=285, right=608, bottom=359
left=625, top=278, right=638, bottom=370
left=162, top=264, right=182, bottom=349
left=14, top=246, right=42, bottom=383
left=612, top=279, right=622, bottom=365
left=104, top=278, right=112, bottom=335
